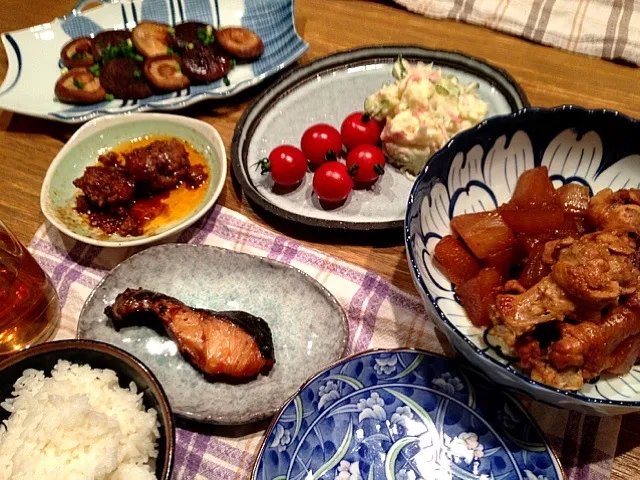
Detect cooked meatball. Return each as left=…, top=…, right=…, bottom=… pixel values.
left=124, top=139, right=191, bottom=192
left=73, top=165, right=136, bottom=208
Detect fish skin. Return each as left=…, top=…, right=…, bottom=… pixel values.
left=105, top=288, right=275, bottom=378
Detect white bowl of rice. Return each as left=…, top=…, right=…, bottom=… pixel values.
left=0, top=339, right=174, bottom=480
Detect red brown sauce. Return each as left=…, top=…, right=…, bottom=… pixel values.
left=73, top=135, right=210, bottom=237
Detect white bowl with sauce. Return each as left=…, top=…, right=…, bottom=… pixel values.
left=41, top=113, right=227, bottom=248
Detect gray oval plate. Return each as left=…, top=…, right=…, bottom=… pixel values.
left=231, top=45, right=529, bottom=231
left=78, top=244, right=349, bottom=425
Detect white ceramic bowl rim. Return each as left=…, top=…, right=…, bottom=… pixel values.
left=404, top=104, right=640, bottom=407
left=40, top=112, right=227, bottom=248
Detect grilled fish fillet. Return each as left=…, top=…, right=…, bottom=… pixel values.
left=105, top=288, right=275, bottom=378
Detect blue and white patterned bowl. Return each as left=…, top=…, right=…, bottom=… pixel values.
left=405, top=106, right=640, bottom=416
left=252, top=349, right=563, bottom=480
left=0, top=0, right=308, bottom=123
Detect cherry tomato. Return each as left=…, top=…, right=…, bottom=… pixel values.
left=258, top=145, right=307, bottom=187
left=313, top=162, right=353, bottom=203
left=301, top=123, right=342, bottom=166
left=346, top=144, right=386, bottom=184
left=340, top=111, right=382, bottom=151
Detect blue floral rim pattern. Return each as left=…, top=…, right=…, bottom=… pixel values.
left=253, top=349, right=562, bottom=480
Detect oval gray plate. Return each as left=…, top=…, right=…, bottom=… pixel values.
left=231, top=45, right=529, bottom=231
left=78, top=244, right=349, bottom=425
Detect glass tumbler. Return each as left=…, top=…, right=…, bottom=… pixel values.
left=0, top=220, right=60, bottom=355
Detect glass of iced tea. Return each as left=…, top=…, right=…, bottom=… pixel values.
left=0, top=220, right=60, bottom=355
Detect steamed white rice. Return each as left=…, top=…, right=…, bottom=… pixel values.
left=0, top=360, right=160, bottom=480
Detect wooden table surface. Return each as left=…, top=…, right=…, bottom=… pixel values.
left=1, top=0, right=639, bottom=477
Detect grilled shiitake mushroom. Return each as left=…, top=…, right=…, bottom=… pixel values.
left=60, top=37, right=95, bottom=68
left=132, top=22, right=171, bottom=58
left=216, top=27, right=263, bottom=60
left=101, top=57, right=153, bottom=99
left=55, top=68, right=106, bottom=104
left=181, top=44, right=231, bottom=82
left=143, top=55, right=190, bottom=90
left=92, top=30, right=132, bottom=59
left=173, top=21, right=213, bottom=48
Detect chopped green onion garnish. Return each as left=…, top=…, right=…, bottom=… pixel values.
left=197, top=26, right=215, bottom=45
left=126, top=38, right=133, bottom=47
left=73, top=78, right=84, bottom=89
left=105, top=93, right=114, bottom=101
left=372, top=99, right=390, bottom=118
left=60, top=67, right=69, bottom=75
left=230, top=59, right=236, bottom=69
left=134, top=54, right=144, bottom=62
left=399, top=56, right=407, bottom=75
left=133, top=70, right=142, bottom=79
left=223, top=75, right=230, bottom=86
left=167, top=26, right=175, bottom=34
left=88, top=64, right=100, bottom=76
left=187, top=43, right=194, bottom=50
left=175, top=63, right=181, bottom=72
left=435, top=84, right=449, bottom=96
left=167, top=46, right=177, bottom=56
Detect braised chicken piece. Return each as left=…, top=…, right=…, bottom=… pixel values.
left=603, top=334, right=640, bottom=375
left=437, top=170, right=640, bottom=391
left=494, top=231, right=638, bottom=341
left=530, top=361, right=584, bottom=391
left=626, top=288, right=640, bottom=311
left=521, top=307, right=640, bottom=390
left=124, top=139, right=192, bottom=192
left=492, top=277, right=577, bottom=343
left=105, top=288, right=275, bottom=378
left=507, top=301, right=640, bottom=390
left=548, top=306, right=640, bottom=374
left=550, top=231, right=639, bottom=310
left=73, top=165, right=135, bottom=208
left=588, top=188, right=640, bottom=235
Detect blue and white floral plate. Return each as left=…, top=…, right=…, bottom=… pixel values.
left=405, top=106, right=640, bottom=416
left=0, top=0, right=307, bottom=123
left=253, top=349, right=563, bottom=480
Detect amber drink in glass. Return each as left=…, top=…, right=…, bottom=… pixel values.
left=0, top=221, right=59, bottom=354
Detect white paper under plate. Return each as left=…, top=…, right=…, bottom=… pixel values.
left=0, top=0, right=308, bottom=123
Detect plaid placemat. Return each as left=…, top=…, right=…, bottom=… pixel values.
left=392, top=0, right=640, bottom=65
left=29, top=205, right=620, bottom=479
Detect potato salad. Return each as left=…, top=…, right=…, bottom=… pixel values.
left=365, top=57, right=488, bottom=175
